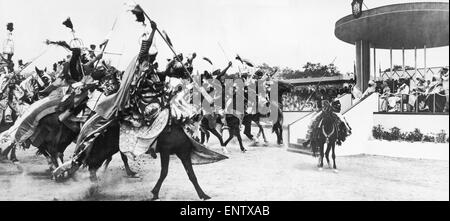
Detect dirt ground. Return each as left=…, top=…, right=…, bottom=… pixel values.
left=0, top=131, right=448, bottom=201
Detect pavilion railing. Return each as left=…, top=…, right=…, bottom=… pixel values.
left=380, top=66, right=448, bottom=82
left=378, top=91, right=448, bottom=114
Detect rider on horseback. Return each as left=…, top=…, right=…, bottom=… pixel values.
left=303, top=100, right=352, bottom=149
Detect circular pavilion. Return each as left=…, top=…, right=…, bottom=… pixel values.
left=335, top=2, right=449, bottom=91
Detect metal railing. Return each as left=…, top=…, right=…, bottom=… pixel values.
left=380, top=67, right=448, bottom=82
left=378, top=91, right=448, bottom=113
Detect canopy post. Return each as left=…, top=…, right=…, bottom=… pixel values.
left=424, top=45, right=427, bottom=80
left=390, top=48, right=393, bottom=76
left=373, top=47, right=377, bottom=80
left=414, top=47, right=418, bottom=78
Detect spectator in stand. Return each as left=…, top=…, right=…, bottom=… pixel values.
left=361, top=80, right=376, bottom=99
left=397, top=78, right=411, bottom=112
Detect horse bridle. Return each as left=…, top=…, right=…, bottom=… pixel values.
left=321, top=122, right=335, bottom=145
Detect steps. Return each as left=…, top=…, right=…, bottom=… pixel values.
left=287, top=138, right=314, bottom=156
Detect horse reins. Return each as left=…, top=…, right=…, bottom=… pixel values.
left=320, top=120, right=335, bottom=145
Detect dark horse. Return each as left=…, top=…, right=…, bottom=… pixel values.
left=242, top=79, right=292, bottom=145
left=242, top=107, right=284, bottom=145
left=152, top=122, right=219, bottom=200
left=56, top=118, right=137, bottom=181
left=199, top=113, right=247, bottom=153
left=56, top=116, right=226, bottom=200
left=312, top=109, right=348, bottom=172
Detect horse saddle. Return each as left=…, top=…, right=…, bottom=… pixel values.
left=119, top=108, right=169, bottom=159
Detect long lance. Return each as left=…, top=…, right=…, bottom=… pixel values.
left=217, top=42, right=231, bottom=63
left=139, top=6, right=213, bottom=103
left=94, top=15, right=120, bottom=69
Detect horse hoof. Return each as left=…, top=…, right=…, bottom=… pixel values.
left=241, top=149, right=247, bottom=153
left=333, top=169, right=339, bottom=173
left=318, top=167, right=323, bottom=171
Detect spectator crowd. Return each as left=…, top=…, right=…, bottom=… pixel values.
left=282, top=84, right=353, bottom=111
left=372, top=68, right=449, bottom=113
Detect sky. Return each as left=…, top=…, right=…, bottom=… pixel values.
left=0, top=0, right=449, bottom=75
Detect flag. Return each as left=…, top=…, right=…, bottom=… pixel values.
left=236, top=54, right=254, bottom=67
left=6, top=23, right=13, bottom=32
left=99, top=39, right=109, bottom=49
left=162, top=30, right=173, bottom=47
left=62, top=17, right=74, bottom=30
left=131, top=5, right=145, bottom=24
left=203, top=57, right=213, bottom=66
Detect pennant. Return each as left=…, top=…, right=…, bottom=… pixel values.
left=6, top=23, right=13, bottom=32
left=162, top=30, right=173, bottom=47
left=243, top=60, right=254, bottom=67
left=236, top=55, right=254, bottom=67
left=62, top=17, right=74, bottom=30
left=203, top=57, right=213, bottom=66
left=99, top=39, right=109, bottom=49
left=131, top=5, right=145, bottom=24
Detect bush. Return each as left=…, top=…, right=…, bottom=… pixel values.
left=372, top=125, right=448, bottom=143
left=372, top=125, right=384, bottom=140
left=405, top=129, right=423, bottom=142
left=423, top=135, right=435, bottom=143
left=390, top=127, right=402, bottom=141
left=436, top=130, right=447, bottom=143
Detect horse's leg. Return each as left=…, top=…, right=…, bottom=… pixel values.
left=325, top=143, right=331, bottom=169
left=256, top=122, right=268, bottom=143
left=151, top=151, right=170, bottom=200
left=236, top=133, right=247, bottom=153
left=9, top=146, right=18, bottom=162
left=209, top=128, right=224, bottom=146
left=205, top=130, right=210, bottom=142
left=279, top=124, right=284, bottom=145
left=318, top=144, right=324, bottom=170
left=41, top=150, right=54, bottom=173
left=273, top=123, right=281, bottom=145
left=0, top=143, right=13, bottom=160
left=243, top=121, right=254, bottom=141
left=103, top=156, right=112, bottom=173
left=332, top=143, right=338, bottom=172
left=89, top=168, right=98, bottom=182
left=177, top=152, right=211, bottom=200
left=223, top=133, right=234, bottom=146
left=120, top=152, right=137, bottom=177
left=200, top=130, right=206, bottom=144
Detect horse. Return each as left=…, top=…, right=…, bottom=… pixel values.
left=0, top=68, right=46, bottom=161
left=199, top=113, right=247, bottom=153
left=243, top=107, right=284, bottom=145
left=0, top=66, right=131, bottom=179
left=241, top=80, right=291, bottom=146
left=56, top=117, right=137, bottom=181
left=312, top=109, right=348, bottom=173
